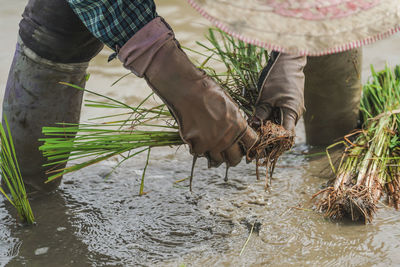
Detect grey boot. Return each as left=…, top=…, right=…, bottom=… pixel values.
left=2, top=39, right=88, bottom=192
left=2, top=0, right=103, bottom=192
left=303, top=48, right=363, bottom=146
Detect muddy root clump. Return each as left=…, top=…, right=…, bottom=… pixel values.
left=313, top=185, right=379, bottom=223
left=249, top=121, right=294, bottom=188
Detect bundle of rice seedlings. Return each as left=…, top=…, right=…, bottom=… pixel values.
left=39, top=28, right=294, bottom=190
left=313, top=65, right=400, bottom=223
left=194, top=29, right=295, bottom=184
left=39, top=86, right=182, bottom=183
left=0, top=117, right=35, bottom=224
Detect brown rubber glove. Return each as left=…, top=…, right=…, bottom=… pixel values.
left=254, top=52, right=306, bottom=132
left=118, top=17, right=258, bottom=167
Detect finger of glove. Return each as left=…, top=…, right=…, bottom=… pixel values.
left=224, top=143, right=244, bottom=167
left=241, top=127, right=259, bottom=162
left=248, top=115, right=262, bottom=129
left=254, top=105, right=273, bottom=121
left=206, top=151, right=224, bottom=168
left=281, top=108, right=297, bottom=132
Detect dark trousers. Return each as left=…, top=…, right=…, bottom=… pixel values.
left=304, top=48, right=363, bottom=146
left=19, top=0, right=103, bottom=63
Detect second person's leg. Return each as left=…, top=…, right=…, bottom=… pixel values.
left=303, top=48, right=363, bottom=146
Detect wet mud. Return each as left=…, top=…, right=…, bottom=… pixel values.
left=1, top=0, right=400, bottom=266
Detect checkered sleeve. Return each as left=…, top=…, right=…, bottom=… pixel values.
left=66, top=0, right=157, bottom=50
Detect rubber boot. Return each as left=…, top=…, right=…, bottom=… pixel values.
left=303, top=48, right=363, bottom=146
left=2, top=39, right=89, bottom=192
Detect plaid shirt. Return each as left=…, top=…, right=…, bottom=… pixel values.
left=67, top=0, right=157, bottom=50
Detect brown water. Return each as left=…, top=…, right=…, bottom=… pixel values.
left=1, top=1, right=400, bottom=266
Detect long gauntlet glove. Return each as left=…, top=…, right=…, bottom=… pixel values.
left=118, top=17, right=258, bottom=167
left=254, top=52, right=307, bottom=132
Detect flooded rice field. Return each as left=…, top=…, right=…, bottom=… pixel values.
left=2, top=0, right=400, bottom=266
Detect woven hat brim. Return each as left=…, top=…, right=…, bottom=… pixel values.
left=187, top=0, right=400, bottom=56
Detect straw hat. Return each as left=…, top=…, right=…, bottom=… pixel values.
left=187, top=0, right=400, bottom=55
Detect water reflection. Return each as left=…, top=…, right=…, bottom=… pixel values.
left=0, top=201, right=18, bottom=266
left=4, top=191, right=112, bottom=266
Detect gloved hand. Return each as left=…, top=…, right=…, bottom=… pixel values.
left=118, top=17, right=258, bottom=167
left=252, top=52, right=307, bottom=132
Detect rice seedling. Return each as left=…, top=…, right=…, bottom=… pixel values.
left=0, top=117, right=35, bottom=224
left=312, top=65, right=400, bottom=223
left=249, top=121, right=294, bottom=186
left=39, top=28, right=295, bottom=190
left=39, top=85, right=182, bottom=183
left=190, top=27, right=269, bottom=116
left=190, top=28, right=295, bottom=185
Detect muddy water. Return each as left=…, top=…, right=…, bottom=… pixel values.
left=1, top=1, right=400, bottom=266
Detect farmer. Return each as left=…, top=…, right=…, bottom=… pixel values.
left=189, top=0, right=399, bottom=146
left=3, top=0, right=399, bottom=192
